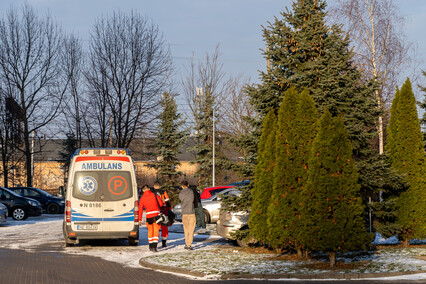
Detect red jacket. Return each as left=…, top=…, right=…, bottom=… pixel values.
left=139, top=190, right=164, bottom=220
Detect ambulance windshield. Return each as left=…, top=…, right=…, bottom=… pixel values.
left=72, top=171, right=133, bottom=201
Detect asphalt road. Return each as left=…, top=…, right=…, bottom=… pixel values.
left=0, top=247, right=425, bottom=284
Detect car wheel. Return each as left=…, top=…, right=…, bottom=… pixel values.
left=47, top=203, right=60, bottom=214
left=203, top=209, right=211, bottom=224
left=12, top=207, right=28, bottom=220
left=128, top=237, right=138, bottom=246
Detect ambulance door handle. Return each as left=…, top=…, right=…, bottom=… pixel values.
left=104, top=209, right=114, bottom=212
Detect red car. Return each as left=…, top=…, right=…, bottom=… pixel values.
left=200, top=186, right=234, bottom=199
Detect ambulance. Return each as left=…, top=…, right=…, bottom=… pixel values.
left=63, top=149, right=139, bottom=246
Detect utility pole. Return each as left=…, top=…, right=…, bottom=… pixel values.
left=212, top=108, right=215, bottom=187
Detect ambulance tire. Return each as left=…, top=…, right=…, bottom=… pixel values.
left=128, top=237, right=138, bottom=246
left=63, top=221, right=75, bottom=247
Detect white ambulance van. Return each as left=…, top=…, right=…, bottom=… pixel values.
left=63, top=149, right=139, bottom=246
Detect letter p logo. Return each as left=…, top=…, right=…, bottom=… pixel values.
left=108, top=176, right=127, bottom=195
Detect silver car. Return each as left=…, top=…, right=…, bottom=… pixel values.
left=216, top=210, right=250, bottom=246
left=173, top=188, right=240, bottom=224
left=0, top=202, right=8, bottom=223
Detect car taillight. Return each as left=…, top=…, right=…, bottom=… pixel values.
left=134, top=201, right=139, bottom=223
left=66, top=201, right=71, bottom=224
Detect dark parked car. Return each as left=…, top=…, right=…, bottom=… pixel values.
left=0, top=187, right=42, bottom=220
left=8, top=187, right=65, bottom=214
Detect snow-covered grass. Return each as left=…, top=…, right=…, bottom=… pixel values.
left=0, top=214, right=425, bottom=281
left=143, top=247, right=426, bottom=276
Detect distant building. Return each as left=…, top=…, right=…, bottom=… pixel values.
left=0, top=137, right=244, bottom=194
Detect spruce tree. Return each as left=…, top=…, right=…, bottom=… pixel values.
left=190, top=87, right=229, bottom=189
left=387, top=79, right=426, bottom=245
left=247, top=0, right=377, bottom=161
left=303, top=110, right=369, bottom=267
left=150, top=92, right=186, bottom=205
left=249, top=110, right=277, bottom=243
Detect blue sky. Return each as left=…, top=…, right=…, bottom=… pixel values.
left=0, top=0, right=425, bottom=96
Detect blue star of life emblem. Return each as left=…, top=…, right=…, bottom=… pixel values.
left=79, top=176, right=98, bottom=195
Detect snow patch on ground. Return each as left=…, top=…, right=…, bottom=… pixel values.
left=144, top=247, right=426, bottom=276
left=372, top=232, right=426, bottom=246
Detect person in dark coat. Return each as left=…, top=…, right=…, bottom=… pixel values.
left=190, top=186, right=206, bottom=229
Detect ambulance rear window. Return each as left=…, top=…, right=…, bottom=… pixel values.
left=73, top=171, right=133, bottom=201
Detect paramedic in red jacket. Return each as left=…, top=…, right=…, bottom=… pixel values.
left=152, top=182, right=171, bottom=247
left=138, top=184, right=164, bottom=252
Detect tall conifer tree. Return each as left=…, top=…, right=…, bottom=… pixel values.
left=189, top=87, right=229, bottom=189
left=150, top=92, right=186, bottom=203
left=249, top=111, right=277, bottom=243
left=387, top=79, right=426, bottom=245
left=268, top=88, right=300, bottom=250
left=303, top=110, right=369, bottom=267
left=293, top=89, right=319, bottom=251
left=247, top=0, right=377, bottom=161
left=386, top=87, right=401, bottom=167
left=418, top=70, right=426, bottom=146
left=267, top=88, right=319, bottom=253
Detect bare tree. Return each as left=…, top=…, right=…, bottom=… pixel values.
left=0, top=4, right=66, bottom=186
left=60, top=34, right=86, bottom=149
left=182, top=46, right=248, bottom=187
left=86, top=11, right=172, bottom=148
left=219, top=76, right=254, bottom=137
left=182, top=45, right=230, bottom=130
left=330, top=0, right=414, bottom=154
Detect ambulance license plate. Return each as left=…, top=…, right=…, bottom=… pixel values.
left=77, top=224, right=98, bottom=230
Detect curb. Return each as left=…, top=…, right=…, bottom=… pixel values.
left=220, top=270, right=426, bottom=280
left=139, top=258, right=426, bottom=280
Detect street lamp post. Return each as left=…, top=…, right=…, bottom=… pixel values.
left=212, top=108, right=215, bottom=187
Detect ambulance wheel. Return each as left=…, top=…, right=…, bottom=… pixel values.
left=128, top=237, right=138, bottom=246
left=65, top=241, right=74, bottom=247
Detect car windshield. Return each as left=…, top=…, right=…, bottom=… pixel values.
left=1, top=187, right=21, bottom=198
left=72, top=171, right=133, bottom=201
left=39, top=190, right=53, bottom=197
left=206, top=189, right=240, bottom=201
